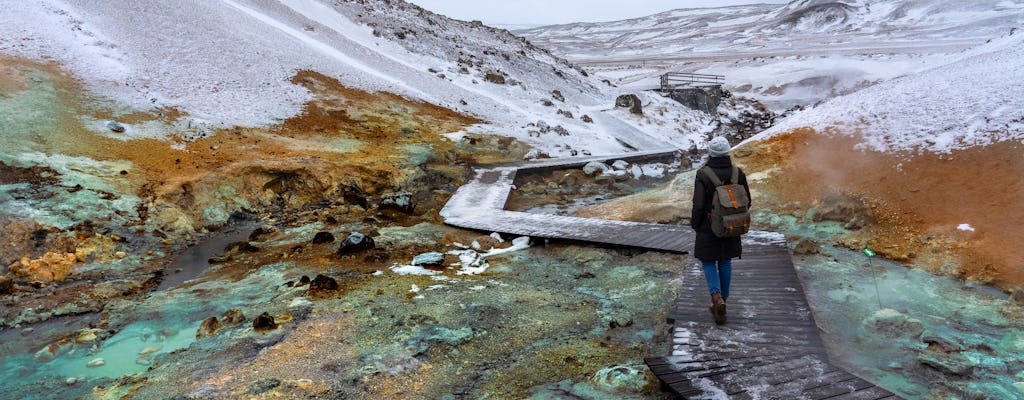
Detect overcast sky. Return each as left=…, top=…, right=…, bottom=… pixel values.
left=405, top=0, right=788, bottom=26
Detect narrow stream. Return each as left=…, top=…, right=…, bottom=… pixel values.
left=156, top=222, right=259, bottom=291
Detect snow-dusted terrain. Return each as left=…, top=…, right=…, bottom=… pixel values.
left=519, top=0, right=1024, bottom=110
left=0, top=0, right=718, bottom=157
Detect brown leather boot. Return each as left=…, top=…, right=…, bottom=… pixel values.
left=710, top=293, right=726, bottom=325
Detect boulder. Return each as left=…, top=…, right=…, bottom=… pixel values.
left=581, top=114, right=593, bottom=123
left=337, top=232, right=375, bottom=255
left=552, top=125, right=569, bottom=136
left=253, top=312, right=279, bottom=331
left=551, top=90, right=565, bottom=102
left=412, top=252, right=445, bottom=267
left=592, top=364, right=651, bottom=393
left=615, top=94, right=643, bottom=114
left=311, top=232, right=335, bottom=244
left=611, top=160, right=629, bottom=170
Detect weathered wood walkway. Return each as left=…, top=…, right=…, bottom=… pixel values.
left=439, top=151, right=900, bottom=399
left=646, top=232, right=898, bottom=399
left=440, top=150, right=694, bottom=253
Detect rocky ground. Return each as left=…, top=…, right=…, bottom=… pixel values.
left=0, top=54, right=684, bottom=399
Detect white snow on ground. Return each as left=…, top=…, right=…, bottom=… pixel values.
left=752, top=32, right=1024, bottom=153
left=0, top=0, right=711, bottom=157
left=958, top=224, right=976, bottom=232
left=521, top=0, right=1024, bottom=111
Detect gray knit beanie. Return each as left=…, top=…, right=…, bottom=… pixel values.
left=708, top=136, right=731, bottom=157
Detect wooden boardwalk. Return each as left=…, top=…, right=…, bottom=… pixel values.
left=439, top=151, right=899, bottom=399
left=439, top=150, right=694, bottom=253
left=646, top=233, right=898, bottom=399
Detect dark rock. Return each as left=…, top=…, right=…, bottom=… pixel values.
left=248, top=226, right=276, bottom=241
left=0, top=275, right=14, bottom=295
left=484, top=72, right=506, bottom=84
left=557, top=109, right=574, bottom=119
left=311, top=231, right=335, bottom=244
left=341, top=184, right=369, bottom=209
left=338, top=232, right=375, bottom=255
left=614, top=94, right=643, bottom=115
left=378, top=192, right=414, bottom=214
left=221, top=308, right=246, bottom=325
left=299, top=275, right=311, bottom=285
left=253, top=312, right=279, bottom=331
left=552, top=126, right=569, bottom=136
left=247, top=378, right=281, bottom=395
left=581, top=115, right=593, bottom=123
left=412, top=252, right=445, bottom=267
left=540, top=99, right=554, bottom=107
left=106, top=121, right=126, bottom=133
left=551, top=90, right=565, bottom=102
left=196, top=317, right=220, bottom=339
left=308, top=274, right=339, bottom=295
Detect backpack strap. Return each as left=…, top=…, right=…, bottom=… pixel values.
left=701, top=166, right=722, bottom=187
left=730, top=166, right=739, bottom=185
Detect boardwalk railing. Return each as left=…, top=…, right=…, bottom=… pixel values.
left=660, top=72, right=724, bottom=90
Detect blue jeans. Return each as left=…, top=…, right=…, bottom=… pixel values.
left=701, top=258, right=732, bottom=299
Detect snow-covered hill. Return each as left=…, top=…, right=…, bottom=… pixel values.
left=519, top=0, right=1024, bottom=109
left=0, top=0, right=716, bottom=157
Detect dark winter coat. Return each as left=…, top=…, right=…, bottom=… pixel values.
left=690, top=156, right=751, bottom=261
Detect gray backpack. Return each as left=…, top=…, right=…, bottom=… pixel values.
left=702, top=166, right=750, bottom=237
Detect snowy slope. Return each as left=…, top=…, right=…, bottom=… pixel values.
left=751, top=31, right=1024, bottom=153
left=519, top=0, right=1024, bottom=110
left=0, top=0, right=714, bottom=157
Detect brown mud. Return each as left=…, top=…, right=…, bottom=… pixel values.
left=738, top=128, right=1024, bottom=289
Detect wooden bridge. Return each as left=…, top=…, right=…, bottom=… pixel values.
left=660, top=72, right=725, bottom=90
left=440, top=151, right=900, bottom=399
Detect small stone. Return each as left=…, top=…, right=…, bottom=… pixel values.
left=114, top=251, right=127, bottom=259
left=337, top=232, right=375, bottom=255
left=0, top=275, right=14, bottom=295
left=65, top=377, right=78, bottom=386
left=196, top=316, right=221, bottom=339
left=311, top=231, right=335, bottom=244
left=221, top=308, right=246, bottom=324
left=484, top=72, right=506, bottom=84
left=86, top=358, right=105, bottom=368
left=412, top=252, right=445, bottom=267
left=139, top=345, right=162, bottom=355
left=298, top=275, right=311, bottom=286
left=308, top=274, right=338, bottom=295
left=106, top=121, right=126, bottom=133
left=581, top=114, right=593, bottom=123
left=253, top=312, right=278, bottom=331
left=614, top=94, right=643, bottom=114
left=551, top=90, right=565, bottom=102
